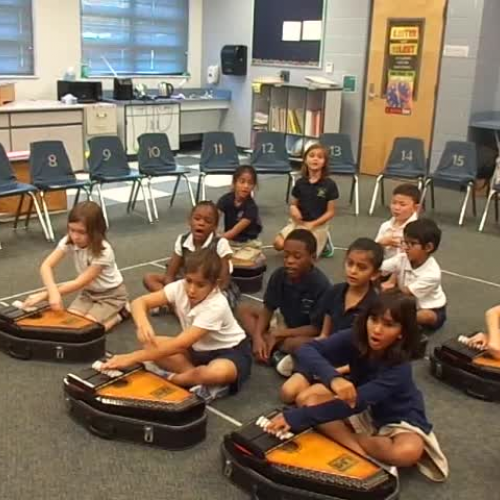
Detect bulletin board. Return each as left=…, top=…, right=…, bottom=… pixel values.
left=252, top=0, right=325, bottom=68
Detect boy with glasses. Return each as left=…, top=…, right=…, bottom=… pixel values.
left=381, top=218, right=446, bottom=330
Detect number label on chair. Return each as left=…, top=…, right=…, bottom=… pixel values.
left=213, top=143, right=224, bottom=155
left=401, top=150, right=414, bottom=162
left=102, top=149, right=112, bottom=161
left=452, top=154, right=465, bottom=167
left=148, top=146, right=161, bottom=159
left=329, top=146, right=342, bottom=157
left=47, top=154, right=58, bottom=168
left=262, top=142, right=275, bottom=154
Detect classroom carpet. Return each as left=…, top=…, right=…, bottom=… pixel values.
left=0, top=171, right=499, bottom=500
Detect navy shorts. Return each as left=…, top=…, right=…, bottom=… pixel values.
left=188, top=338, right=252, bottom=393
left=427, top=305, right=447, bottom=331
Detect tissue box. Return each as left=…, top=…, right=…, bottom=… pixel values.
left=0, top=83, right=15, bottom=106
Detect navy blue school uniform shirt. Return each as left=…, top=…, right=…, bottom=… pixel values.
left=317, top=282, right=378, bottom=334
left=264, top=266, right=330, bottom=328
left=217, top=192, right=262, bottom=243
left=284, top=329, right=431, bottom=433
left=292, top=177, right=339, bottom=221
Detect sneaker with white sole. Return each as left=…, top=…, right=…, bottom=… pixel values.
left=189, top=384, right=230, bottom=403
left=143, top=361, right=176, bottom=380
left=275, top=354, right=294, bottom=377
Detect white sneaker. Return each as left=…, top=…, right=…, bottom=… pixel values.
left=143, top=361, right=175, bottom=380
left=190, top=384, right=230, bottom=403
left=276, top=354, right=294, bottom=377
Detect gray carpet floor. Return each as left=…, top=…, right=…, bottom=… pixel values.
left=1, top=173, right=499, bottom=499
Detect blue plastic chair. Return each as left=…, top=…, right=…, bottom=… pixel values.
left=30, top=140, right=91, bottom=241
left=87, top=136, right=149, bottom=226
left=250, top=131, right=293, bottom=202
left=196, top=132, right=240, bottom=201
left=0, top=144, right=49, bottom=244
left=369, top=137, right=427, bottom=215
left=421, top=141, right=477, bottom=226
left=320, top=133, right=359, bottom=215
left=479, top=161, right=500, bottom=231
left=137, top=133, right=195, bottom=220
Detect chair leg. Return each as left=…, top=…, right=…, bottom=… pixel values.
left=128, top=181, right=140, bottom=213
left=147, top=177, right=159, bottom=221
left=24, top=196, right=34, bottom=229
left=369, top=175, right=383, bottom=215
left=202, top=174, right=207, bottom=201
left=472, top=183, right=477, bottom=217
left=39, top=191, right=55, bottom=241
left=138, top=180, right=153, bottom=224
left=349, top=177, right=355, bottom=205
left=479, top=189, right=496, bottom=232
left=96, top=184, right=110, bottom=228
left=380, top=178, right=385, bottom=206
left=170, top=176, right=182, bottom=207
left=13, top=194, right=25, bottom=230
left=419, top=179, right=431, bottom=212
left=73, top=188, right=81, bottom=208
left=27, top=192, right=50, bottom=241
left=184, top=174, right=196, bottom=207
left=354, top=175, right=359, bottom=216
left=495, top=192, right=499, bottom=223
left=459, top=184, right=472, bottom=226
left=286, top=174, right=292, bottom=203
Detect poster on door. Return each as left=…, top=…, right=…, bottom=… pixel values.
left=385, top=23, right=422, bottom=115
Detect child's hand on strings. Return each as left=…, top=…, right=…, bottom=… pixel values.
left=330, top=377, right=357, bottom=408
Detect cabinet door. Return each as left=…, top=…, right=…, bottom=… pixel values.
left=11, top=124, right=84, bottom=171
left=0, top=129, right=11, bottom=151
left=156, top=105, right=179, bottom=151
left=125, top=108, right=154, bottom=155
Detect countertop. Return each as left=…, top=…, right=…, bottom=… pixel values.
left=0, top=100, right=116, bottom=113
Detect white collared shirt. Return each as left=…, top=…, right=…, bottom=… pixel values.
left=174, top=231, right=233, bottom=272
left=57, top=236, right=123, bottom=292
left=163, top=280, right=245, bottom=351
left=381, top=253, right=446, bottom=309
left=376, top=212, right=418, bottom=259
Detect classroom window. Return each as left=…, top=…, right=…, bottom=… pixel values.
left=0, top=0, right=34, bottom=76
left=81, top=0, right=189, bottom=76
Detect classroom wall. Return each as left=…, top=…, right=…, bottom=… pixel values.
left=9, top=0, right=203, bottom=101
left=201, top=0, right=371, bottom=153
left=431, top=0, right=486, bottom=169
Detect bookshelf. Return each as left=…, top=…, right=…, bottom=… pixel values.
left=251, top=83, right=342, bottom=157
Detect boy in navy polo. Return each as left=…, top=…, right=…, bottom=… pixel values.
left=237, top=229, right=330, bottom=372
left=318, top=238, right=383, bottom=337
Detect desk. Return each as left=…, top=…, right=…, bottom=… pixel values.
left=0, top=151, right=67, bottom=216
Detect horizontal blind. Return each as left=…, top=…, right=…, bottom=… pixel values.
left=81, top=0, right=189, bottom=76
left=0, top=0, right=34, bottom=75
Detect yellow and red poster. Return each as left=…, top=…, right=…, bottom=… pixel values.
left=385, top=23, right=421, bottom=116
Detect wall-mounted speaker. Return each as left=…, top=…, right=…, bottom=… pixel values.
left=221, top=45, right=248, bottom=76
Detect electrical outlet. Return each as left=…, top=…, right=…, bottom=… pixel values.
left=325, top=62, right=334, bottom=74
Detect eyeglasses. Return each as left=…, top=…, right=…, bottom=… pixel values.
left=401, top=239, right=421, bottom=249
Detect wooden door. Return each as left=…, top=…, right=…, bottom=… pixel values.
left=360, top=0, right=447, bottom=175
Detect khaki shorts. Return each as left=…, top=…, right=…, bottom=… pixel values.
left=348, top=410, right=449, bottom=482
left=69, top=283, right=128, bottom=324
left=279, top=220, right=329, bottom=257
left=229, top=239, right=264, bottom=262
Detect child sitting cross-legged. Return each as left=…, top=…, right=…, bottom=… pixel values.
left=102, top=249, right=252, bottom=402
left=317, top=237, right=383, bottom=339
left=237, top=229, right=330, bottom=374
left=266, top=291, right=449, bottom=482
left=375, top=183, right=420, bottom=259
left=380, top=218, right=447, bottom=331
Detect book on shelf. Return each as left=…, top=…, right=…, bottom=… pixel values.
left=287, top=109, right=303, bottom=135
left=305, top=109, right=323, bottom=137
left=253, top=111, right=268, bottom=126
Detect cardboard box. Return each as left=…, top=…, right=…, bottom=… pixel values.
left=0, top=83, right=15, bottom=106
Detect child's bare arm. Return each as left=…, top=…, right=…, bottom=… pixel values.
left=308, top=200, right=335, bottom=229
left=319, top=315, right=332, bottom=338
left=222, top=218, right=251, bottom=241
left=132, top=291, right=170, bottom=346
left=165, top=253, right=183, bottom=284
left=289, top=197, right=302, bottom=222
left=486, top=305, right=500, bottom=357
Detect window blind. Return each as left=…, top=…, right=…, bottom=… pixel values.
left=81, top=0, right=189, bottom=76
left=0, top=0, right=34, bottom=76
